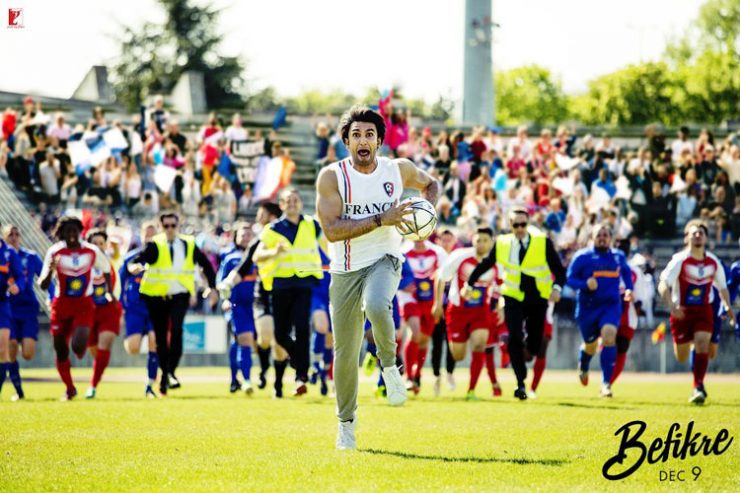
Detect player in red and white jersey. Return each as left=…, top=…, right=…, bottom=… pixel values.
left=84, top=229, right=123, bottom=399
left=401, top=239, right=446, bottom=394
left=658, top=219, right=734, bottom=405
left=39, top=216, right=112, bottom=401
left=434, top=227, right=499, bottom=400
left=609, top=239, right=640, bottom=388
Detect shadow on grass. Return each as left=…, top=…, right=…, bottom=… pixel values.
left=552, top=401, right=636, bottom=410
left=361, top=448, right=567, bottom=466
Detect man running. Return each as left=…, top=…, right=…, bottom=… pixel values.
left=85, top=229, right=123, bottom=399
left=658, top=220, right=734, bottom=404
left=120, top=222, right=159, bottom=398
left=566, top=223, right=633, bottom=398
left=4, top=225, right=42, bottom=400
left=39, top=216, right=112, bottom=400
left=316, top=105, right=439, bottom=450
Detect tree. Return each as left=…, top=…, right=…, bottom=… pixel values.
left=494, top=65, right=569, bottom=125
left=111, top=0, right=246, bottom=111
left=571, top=62, right=685, bottom=126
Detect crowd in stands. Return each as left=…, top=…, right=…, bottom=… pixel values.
left=314, top=103, right=740, bottom=255
left=1, top=96, right=738, bottom=304
left=0, top=96, right=298, bottom=237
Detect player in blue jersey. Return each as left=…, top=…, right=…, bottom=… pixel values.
left=218, top=202, right=286, bottom=395
left=3, top=225, right=35, bottom=400
left=0, top=222, right=26, bottom=401
left=309, top=248, right=333, bottom=396
left=120, top=221, right=159, bottom=398
left=566, top=223, right=633, bottom=398
left=218, top=222, right=257, bottom=395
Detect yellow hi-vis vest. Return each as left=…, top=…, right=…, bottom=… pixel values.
left=258, top=216, right=323, bottom=292
left=139, top=233, right=197, bottom=297
left=495, top=227, right=553, bottom=302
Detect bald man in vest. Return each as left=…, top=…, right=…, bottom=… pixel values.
left=254, top=188, right=326, bottom=397
left=130, top=212, right=217, bottom=396
left=464, top=207, right=565, bottom=400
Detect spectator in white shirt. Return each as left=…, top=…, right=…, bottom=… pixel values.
left=671, top=126, right=693, bottom=163
left=38, top=150, right=61, bottom=204
left=507, top=125, right=532, bottom=161
left=225, top=113, right=248, bottom=143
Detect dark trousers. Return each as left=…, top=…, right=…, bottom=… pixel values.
left=503, top=295, right=547, bottom=388
left=272, top=286, right=312, bottom=382
left=143, top=293, right=189, bottom=384
left=431, top=316, right=456, bottom=376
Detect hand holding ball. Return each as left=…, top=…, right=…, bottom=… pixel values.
left=393, top=197, right=438, bottom=241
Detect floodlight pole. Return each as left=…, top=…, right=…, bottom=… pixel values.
left=462, top=0, right=496, bottom=126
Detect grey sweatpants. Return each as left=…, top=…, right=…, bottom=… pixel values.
left=330, top=255, right=401, bottom=422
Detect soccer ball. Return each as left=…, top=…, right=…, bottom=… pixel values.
left=395, top=197, right=438, bottom=241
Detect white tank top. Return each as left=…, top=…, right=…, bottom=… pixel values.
left=329, top=157, right=404, bottom=273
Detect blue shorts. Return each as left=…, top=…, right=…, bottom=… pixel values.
left=364, top=296, right=401, bottom=332
left=232, top=302, right=256, bottom=336
left=124, top=307, right=153, bottom=337
left=0, top=301, right=11, bottom=331
left=311, top=290, right=329, bottom=314
left=11, top=313, right=39, bottom=340
left=576, top=302, right=622, bottom=343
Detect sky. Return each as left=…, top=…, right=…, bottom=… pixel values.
left=0, top=0, right=706, bottom=104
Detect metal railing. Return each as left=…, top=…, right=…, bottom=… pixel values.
left=0, top=175, right=52, bottom=313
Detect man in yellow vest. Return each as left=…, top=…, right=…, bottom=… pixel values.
left=254, top=188, right=325, bottom=397
left=464, top=207, right=565, bottom=400
left=129, top=212, right=217, bottom=396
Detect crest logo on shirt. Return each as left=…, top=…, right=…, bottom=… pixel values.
left=383, top=182, right=394, bottom=197
left=71, top=254, right=79, bottom=267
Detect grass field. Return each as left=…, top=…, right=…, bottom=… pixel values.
left=0, top=367, right=738, bottom=492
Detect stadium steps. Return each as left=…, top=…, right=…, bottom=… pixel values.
left=0, top=175, right=52, bottom=314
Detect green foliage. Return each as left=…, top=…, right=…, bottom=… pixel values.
left=284, top=89, right=357, bottom=115
left=696, top=0, right=739, bottom=55
left=570, top=62, right=686, bottom=126
left=244, top=86, right=281, bottom=114
left=495, top=65, right=569, bottom=125
left=111, top=0, right=246, bottom=111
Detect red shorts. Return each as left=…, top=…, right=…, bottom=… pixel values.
left=487, top=312, right=506, bottom=346
left=402, top=301, right=435, bottom=337
left=670, top=305, right=713, bottom=345
left=618, top=301, right=637, bottom=340
left=50, top=297, right=95, bottom=340
left=88, top=301, right=123, bottom=347
left=446, top=304, right=492, bottom=344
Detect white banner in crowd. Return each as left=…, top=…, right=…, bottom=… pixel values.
left=230, top=140, right=265, bottom=184
left=253, top=156, right=283, bottom=202
left=153, top=164, right=177, bottom=193
left=69, top=127, right=130, bottom=173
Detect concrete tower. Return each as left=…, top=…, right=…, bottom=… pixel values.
left=463, top=0, right=495, bottom=126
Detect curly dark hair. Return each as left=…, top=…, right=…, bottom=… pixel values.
left=339, top=105, right=386, bottom=145
left=53, top=216, right=84, bottom=240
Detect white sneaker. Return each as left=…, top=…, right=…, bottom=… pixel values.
left=336, top=417, right=357, bottom=450
left=600, top=383, right=613, bottom=398
left=433, top=376, right=441, bottom=397
left=527, top=389, right=538, bottom=399
left=446, top=373, right=456, bottom=391
left=242, top=381, right=254, bottom=396
left=382, top=366, right=407, bottom=407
